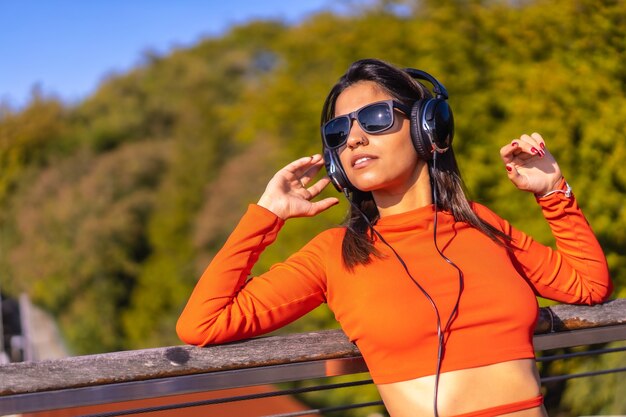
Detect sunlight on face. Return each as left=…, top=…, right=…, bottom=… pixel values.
left=335, top=81, right=422, bottom=200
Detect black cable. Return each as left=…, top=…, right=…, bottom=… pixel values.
left=346, top=193, right=443, bottom=416
left=430, top=153, right=465, bottom=417
left=342, top=153, right=464, bottom=417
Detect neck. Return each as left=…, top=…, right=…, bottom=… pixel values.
left=374, top=160, right=433, bottom=217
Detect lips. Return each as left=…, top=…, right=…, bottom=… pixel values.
left=351, top=154, right=377, bottom=168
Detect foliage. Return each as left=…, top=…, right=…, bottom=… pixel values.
left=0, top=0, right=625, bottom=414
left=560, top=342, right=626, bottom=415
left=5, top=141, right=170, bottom=353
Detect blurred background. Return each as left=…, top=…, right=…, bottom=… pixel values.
left=1, top=0, right=625, bottom=415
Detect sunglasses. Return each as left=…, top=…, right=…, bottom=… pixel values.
left=322, top=99, right=412, bottom=149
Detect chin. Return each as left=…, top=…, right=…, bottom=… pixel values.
left=350, top=177, right=380, bottom=192
left=352, top=181, right=389, bottom=194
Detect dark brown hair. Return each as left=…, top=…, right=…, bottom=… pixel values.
left=321, top=58, right=510, bottom=269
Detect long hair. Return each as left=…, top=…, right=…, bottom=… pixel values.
left=321, top=58, right=510, bottom=269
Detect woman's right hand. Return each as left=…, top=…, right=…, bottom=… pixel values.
left=257, top=154, right=340, bottom=220
left=500, top=132, right=562, bottom=196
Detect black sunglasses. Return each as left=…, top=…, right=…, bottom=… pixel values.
left=322, top=99, right=412, bottom=149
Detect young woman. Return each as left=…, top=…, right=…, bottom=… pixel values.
left=177, top=59, right=612, bottom=417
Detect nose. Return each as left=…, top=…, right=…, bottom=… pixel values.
left=345, top=119, right=369, bottom=149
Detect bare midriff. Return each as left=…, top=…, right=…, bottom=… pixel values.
left=376, top=359, right=548, bottom=417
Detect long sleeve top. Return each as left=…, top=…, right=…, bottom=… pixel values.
left=176, top=179, right=612, bottom=384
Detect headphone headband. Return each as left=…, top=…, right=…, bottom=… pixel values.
left=403, top=68, right=449, bottom=100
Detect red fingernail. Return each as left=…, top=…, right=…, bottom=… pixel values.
left=506, top=165, right=512, bottom=172
left=531, top=147, right=538, bottom=154
left=540, top=143, right=545, bottom=150
left=511, top=142, right=519, bottom=147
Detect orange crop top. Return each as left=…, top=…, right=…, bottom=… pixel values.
left=177, top=179, right=612, bottom=384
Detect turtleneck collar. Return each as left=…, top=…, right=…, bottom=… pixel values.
left=374, top=203, right=439, bottom=231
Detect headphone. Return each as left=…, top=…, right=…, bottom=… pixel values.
left=323, top=68, right=454, bottom=193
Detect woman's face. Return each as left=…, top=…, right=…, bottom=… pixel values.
left=334, top=81, right=422, bottom=198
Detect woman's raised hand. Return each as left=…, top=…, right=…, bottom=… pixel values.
left=257, top=154, right=340, bottom=220
left=500, top=133, right=563, bottom=196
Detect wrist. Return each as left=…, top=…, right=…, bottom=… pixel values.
left=257, top=196, right=288, bottom=220
left=535, top=178, right=571, bottom=199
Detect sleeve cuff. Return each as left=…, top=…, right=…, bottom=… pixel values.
left=248, top=204, right=286, bottom=226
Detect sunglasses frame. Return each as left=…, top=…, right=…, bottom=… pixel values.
left=322, top=99, right=412, bottom=149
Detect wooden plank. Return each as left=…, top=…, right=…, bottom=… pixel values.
left=1, top=299, right=625, bottom=397
left=535, top=298, right=626, bottom=333
left=0, top=330, right=359, bottom=395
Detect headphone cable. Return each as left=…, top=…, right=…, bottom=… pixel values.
left=342, top=152, right=464, bottom=417
left=430, top=152, right=465, bottom=417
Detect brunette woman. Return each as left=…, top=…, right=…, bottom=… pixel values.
left=177, top=59, right=611, bottom=417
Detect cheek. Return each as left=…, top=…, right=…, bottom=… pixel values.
left=399, top=140, right=419, bottom=163
left=386, top=131, right=419, bottom=167
left=397, top=126, right=418, bottom=156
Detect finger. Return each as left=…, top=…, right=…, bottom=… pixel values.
left=289, top=155, right=325, bottom=187
left=500, top=141, right=522, bottom=164
left=517, top=133, right=545, bottom=158
left=530, top=132, right=545, bottom=147
left=299, top=160, right=325, bottom=186
left=505, top=163, right=529, bottom=190
left=283, top=154, right=321, bottom=176
left=304, top=197, right=340, bottom=217
left=305, top=176, right=333, bottom=197
left=504, top=138, right=539, bottom=161
left=530, top=132, right=547, bottom=155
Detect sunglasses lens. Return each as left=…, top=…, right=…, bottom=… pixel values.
left=323, top=102, right=397, bottom=148
left=324, top=117, right=351, bottom=148
left=358, top=103, right=394, bottom=133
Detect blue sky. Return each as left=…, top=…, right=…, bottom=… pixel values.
left=0, top=0, right=346, bottom=108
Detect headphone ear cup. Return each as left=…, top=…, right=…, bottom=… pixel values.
left=410, top=98, right=454, bottom=160
left=410, top=99, right=433, bottom=161
left=323, top=147, right=353, bottom=192
left=429, top=99, right=454, bottom=152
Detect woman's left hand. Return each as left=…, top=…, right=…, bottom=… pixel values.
left=500, top=132, right=563, bottom=195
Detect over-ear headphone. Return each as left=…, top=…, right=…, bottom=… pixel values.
left=323, top=68, right=454, bottom=193
left=404, top=68, right=454, bottom=162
